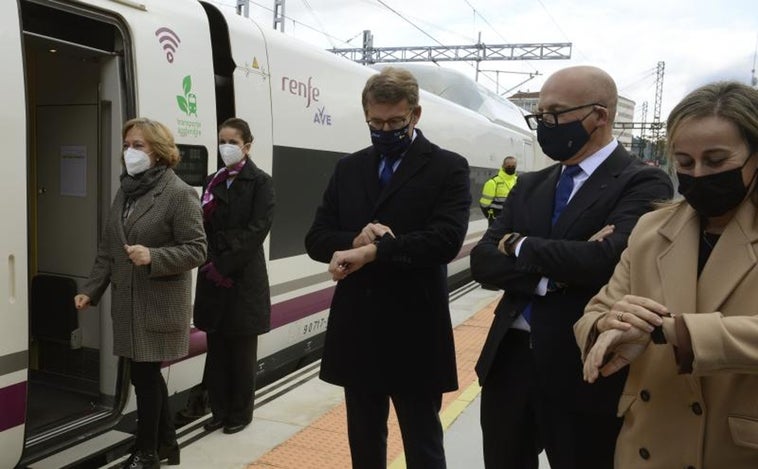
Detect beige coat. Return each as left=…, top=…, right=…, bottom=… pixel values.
left=575, top=198, right=758, bottom=469
left=82, top=169, right=207, bottom=362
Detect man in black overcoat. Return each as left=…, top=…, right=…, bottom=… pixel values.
left=305, top=67, right=471, bottom=469
left=471, top=65, right=674, bottom=469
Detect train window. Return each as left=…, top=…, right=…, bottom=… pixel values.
left=175, top=145, right=208, bottom=187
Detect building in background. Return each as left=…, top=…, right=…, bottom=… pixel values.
left=509, top=91, right=636, bottom=153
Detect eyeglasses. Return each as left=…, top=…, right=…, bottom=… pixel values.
left=366, top=110, right=414, bottom=131
left=524, top=103, right=606, bottom=130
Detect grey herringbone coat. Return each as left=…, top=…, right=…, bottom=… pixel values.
left=81, top=169, right=207, bottom=362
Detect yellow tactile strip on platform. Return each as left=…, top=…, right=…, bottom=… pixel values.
left=248, top=295, right=500, bottom=469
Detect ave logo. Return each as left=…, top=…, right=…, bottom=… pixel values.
left=313, top=106, right=332, bottom=126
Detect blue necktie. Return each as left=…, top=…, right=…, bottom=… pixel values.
left=551, top=165, right=582, bottom=225
left=522, top=165, right=582, bottom=324
left=379, top=156, right=398, bottom=188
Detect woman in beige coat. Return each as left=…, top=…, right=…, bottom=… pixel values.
left=574, top=81, right=758, bottom=469
left=74, top=118, right=207, bottom=469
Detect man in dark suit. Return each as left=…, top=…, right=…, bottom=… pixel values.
left=305, top=67, right=470, bottom=469
left=471, top=65, right=673, bottom=469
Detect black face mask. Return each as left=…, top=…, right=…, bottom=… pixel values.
left=370, top=124, right=412, bottom=158
left=677, top=158, right=757, bottom=217
left=536, top=114, right=594, bottom=162
left=504, top=167, right=516, bottom=175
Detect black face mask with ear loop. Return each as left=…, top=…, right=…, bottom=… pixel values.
left=370, top=123, right=412, bottom=158
left=537, top=116, right=596, bottom=162
left=677, top=154, right=758, bottom=217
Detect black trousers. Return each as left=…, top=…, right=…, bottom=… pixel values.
left=480, top=328, right=540, bottom=469
left=130, top=360, right=175, bottom=452
left=344, top=387, right=446, bottom=469
left=204, top=332, right=258, bottom=426
left=537, top=390, right=621, bottom=469
left=480, top=328, right=621, bottom=469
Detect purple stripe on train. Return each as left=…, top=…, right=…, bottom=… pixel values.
left=175, top=239, right=475, bottom=365
left=175, top=285, right=336, bottom=363
left=0, top=381, right=27, bottom=431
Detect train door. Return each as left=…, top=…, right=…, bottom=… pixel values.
left=0, top=1, right=30, bottom=466
left=20, top=0, right=131, bottom=456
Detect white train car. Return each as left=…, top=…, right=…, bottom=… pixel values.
left=0, top=0, right=547, bottom=466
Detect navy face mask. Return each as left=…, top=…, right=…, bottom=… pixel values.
left=370, top=123, right=412, bottom=158
left=537, top=119, right=592, bottom=162
left=677, top=156, right=757, bottom=217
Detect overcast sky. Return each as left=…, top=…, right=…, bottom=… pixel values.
left=213, top=0, right=757, bottom=132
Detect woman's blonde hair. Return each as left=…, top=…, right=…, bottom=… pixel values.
left=122, top=117, right=181, bottom=168
left=666, top=81, right=758, bottom=202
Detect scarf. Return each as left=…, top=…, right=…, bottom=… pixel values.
left=201, top=158, right=247, bottom=221
left=120, top=166, right=167, bottom=220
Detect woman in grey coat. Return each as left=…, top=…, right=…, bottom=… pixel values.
left=74, top=118, right=207, bottom=469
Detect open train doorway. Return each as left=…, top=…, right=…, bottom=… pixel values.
left=21, top=0, right=132, bottom=452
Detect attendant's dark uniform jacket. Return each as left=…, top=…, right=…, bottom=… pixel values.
left=193, top=159, right=275, bottom=336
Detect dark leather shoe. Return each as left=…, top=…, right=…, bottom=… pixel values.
left=158, top=441, right=180, bottom=465
left=203, top=417, right=224, bottom=432
left=121, top=449, right=159, bottom=469
left=222, top=422, right=249, bottom=434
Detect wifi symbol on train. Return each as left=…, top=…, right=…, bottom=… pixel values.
left=155, top=27, right=181, bottom=63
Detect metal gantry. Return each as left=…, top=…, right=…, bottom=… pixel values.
left=329, top=38, right=572, bottom=65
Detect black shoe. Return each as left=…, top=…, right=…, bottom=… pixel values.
left=203, top=417, right=224, bottom=432
left=222, top=422, right=249, bottom=434
left=157, top=441, right=180, bottom=465
left=122, top=449, right=159, bottom=469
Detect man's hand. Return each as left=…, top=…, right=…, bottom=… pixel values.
left=329, top=244, right=377, bottom=281
left=588, top=224, right=614, bottom=242
left=584, top=326, right=650, bottom=383
left=352, top=222, right=395, bottom=248
left=497, top=232, right=513, bottom=255
left=124, top=244, right=151, bottom=266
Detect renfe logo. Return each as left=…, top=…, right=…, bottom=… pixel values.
left=156, top=27, right=181, bottom=63
left=281, top=76, right=319, bottom=108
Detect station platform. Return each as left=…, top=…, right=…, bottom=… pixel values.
left=108, top=284, right=550, bottom=468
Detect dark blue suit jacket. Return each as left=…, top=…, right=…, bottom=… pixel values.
left=305, top=129, right=471, bottom=393
left=472, top=145, right=673, bottom=414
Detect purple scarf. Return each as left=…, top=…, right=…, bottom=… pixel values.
left=201, top=158, right=247, bottom=221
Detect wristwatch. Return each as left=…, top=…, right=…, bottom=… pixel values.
left=651, top=312, right=673, bottom=344
left=503, top=232, right=524, bottom=257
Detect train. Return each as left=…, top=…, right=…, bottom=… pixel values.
left=0, top=0, right=550, bottom=466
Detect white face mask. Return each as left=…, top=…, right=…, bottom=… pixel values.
left=123, top=148, right=153, bottom=176
left=219, top=143, right=245, bottom=167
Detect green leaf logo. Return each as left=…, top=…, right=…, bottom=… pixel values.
left=177, top=95, right=188, bottom=114
left=176, top=75, right=197, bottom=116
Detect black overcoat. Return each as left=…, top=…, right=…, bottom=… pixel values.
left=193, top=158, right=275, bottom=336
left=305, top=129, right=471, bottom=393
left=471, top=145, right=674, bottom=415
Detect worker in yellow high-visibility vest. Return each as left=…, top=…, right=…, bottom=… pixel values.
left=479, top=156, right=518, bottom=225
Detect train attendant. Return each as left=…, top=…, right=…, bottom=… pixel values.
left=74, top=118, right=207, bottom=469
left=575, top=81, right=758, bottom=468
left=193, top=118, right=275, bottom=435
left=305, top=67, right=471, bottom=469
